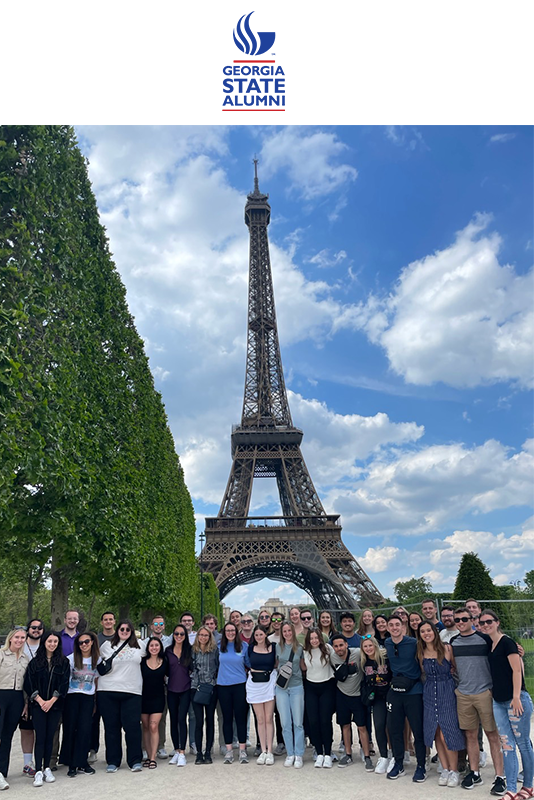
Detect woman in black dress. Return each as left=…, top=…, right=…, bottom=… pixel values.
left=141, top=638, right=168, bottom=769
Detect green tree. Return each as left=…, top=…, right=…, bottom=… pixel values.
left=453, top=552, right=499, bottom=603
left=395, top=577, right=432, bottom=604
left=524, top=570, right=534, bottom=598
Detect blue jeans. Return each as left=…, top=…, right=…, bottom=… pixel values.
left=492, top=691, right=534, bottom=792
left=275, top=684, right=305, bottom=757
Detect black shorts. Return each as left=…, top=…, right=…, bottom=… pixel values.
left=19, top=714, right=34, bottom=731
left=336, top=689, right=366, bottom=727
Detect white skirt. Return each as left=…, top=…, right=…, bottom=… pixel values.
left=246, top=670, right=277, bottom=704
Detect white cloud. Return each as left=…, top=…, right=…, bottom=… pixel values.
left=260, top=128, right=358, bottom=200
left=359, top=546, right=400, bottom=573
left=152, top=366, right=170, bottom=382
left=343, top=214, right=534, bottom=389
left=385, top=126, right=429, bottom=152
left=307, top=249, right=348, bottom=269
left=489, top=133, right=516, bottom=144
left=429, top=526, right=534, bottom=569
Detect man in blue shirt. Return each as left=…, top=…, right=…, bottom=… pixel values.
left=421, top=598, right=445, bottom=632
left=384, top=614, right=426, bottom=783
left=339, top=612, right=361, bottom=648
left=59, top=610, right=79, bottom=656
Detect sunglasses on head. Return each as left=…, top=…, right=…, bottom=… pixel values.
left=361, top=634, right=373, bottom=640
left=454, top=617, right=471, bottom=623
left=478, top=618, right=496, bottom=626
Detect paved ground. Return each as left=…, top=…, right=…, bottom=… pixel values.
left=5, top=721, right=531, bottom=799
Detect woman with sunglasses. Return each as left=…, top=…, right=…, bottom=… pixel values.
left=319, top=611, right=336, bottom=640
left=408, top=612, right=424, bottom=638
left=141, top=637, right=168, bottom=769
left=217, top=623, right=248, bottom=764
left=258, top=610, right=272, bottom=633
left=61, top=631, right=101, bottom=777
left=23, top=631, right=70, bottom=787
left=97, top=620, right=145, bottom=773
left=373, top=614, right=390, bottom=645
left=481, top=609, right=534, bottom=800
left=416, top=621, right=464, bottom=787
left=0, top=628, right=30, bottom=790
left=166, top=624, right=192, bottom=766
left=357, top=609, right=375, bottom=637
left=191, top=627, right=219, bottom=764
left=360, top=634, right=391, bottom=774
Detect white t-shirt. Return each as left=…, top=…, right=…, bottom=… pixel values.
left=302, top=643, right=335, bottom=683
left=67, top=654, right=100, bottom=695
left=97, top=642, right=146, bottom=695
left=24, top=641, right=40, bottom=660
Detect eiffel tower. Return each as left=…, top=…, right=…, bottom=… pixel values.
left=200, top=162, right=384, bottom=610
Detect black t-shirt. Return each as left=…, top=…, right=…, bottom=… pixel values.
left=488, top=635, right=525, bottom=702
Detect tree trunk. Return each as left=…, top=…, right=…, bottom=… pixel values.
left=50, top=549, right=70, bottom=629
left=118, top=604, right=130, bottom=620
left=26, top=565, right=44, bottom=622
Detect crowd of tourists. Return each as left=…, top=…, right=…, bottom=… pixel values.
left=0, top=600, right=532, bottom=800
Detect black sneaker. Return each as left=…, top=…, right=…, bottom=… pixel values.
left=203, top=752, right=213, bottom=765
left=387, top=762, right=405, bottom=780
left=490, top=777, right=506, bottom=796
left=67, top=769, right=77, bottom=778
left=462, top=771, right=483, bottom=790
left=77, top=766, right=96, bottom=775
left=195, top=753, right=204, bottom=765
left=364, top=756, right=374, bottom=772
left=337, top=755, right=353, bottom=768
left=412, top=765, right=426, bottom=783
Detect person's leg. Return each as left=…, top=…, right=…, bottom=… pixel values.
left=158, top=690, right=167, bottom=752
left=318, top=681, right=335, bottom=757
left=192, top=698, right=205, bottom=755
left=465, top=728, right=481, bottom=771
left=43, top=708, right=62, bottom=769
left=492, top=699, right=519, bottom=793
left=120, top=693, right=142, bottom=768
left=32, top=706, right=47, bottom=772
left=435, top=727, right=457, bottom=772
left=373, top=696, right=388, bottom=758
left=177, top=690, right=190, bottom=752
left=254, top=704, right=267, bottom=753
left=141, top=714, right=150, bottom=758
left=0, top=690, right=24, bottom=777
left=61, top=694, right=77, bottom=769
left=386, top=693, right=406, bottom=765
left=233, top=684, right=248, bottom=746
left=205, top=690, right=218, bottom=754
left=404, top=694, right=425, bottom=769
left=275, top=687, right=293, bottom=756
left=98, top=692, right=123, bottom=767
left=74, top=695, right=94, bottom=769
left=149, top=713, right=162, bottom=761
left=187, top=703, right=196, bottom=751
left=512, top=692, right=534, bottom=791
left=264, top=700, right=275, bottom=754
left=288, top=686, right=305, bottom=757
left=486, top=728, right=505, bottom=777
left=166, top=691, right=179, bottom=753
left=21, top=726, right=36, bottom=768
left=217, top=685, right=234, bottom=748
left=305, top=681, right=322, bottom=754
left=90, top=708, right=101, bottom=755
left=274, top=705, right=283, bottom=746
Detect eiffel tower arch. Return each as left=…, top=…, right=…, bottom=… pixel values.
left=200, top=162, right=384, bottom=610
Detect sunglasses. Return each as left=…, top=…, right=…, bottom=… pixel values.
left=478, top=619, right=496, bottom=626
left=173, top=631, right=185, bottom=636
left=454, top=617, right=471, bottom=623
left=29, top=625, right=43, bottom=630
left=301, top=616, right=312, bottom=621
left=242, top=620, right=253, bottom=624
left=78, top=639, right=92, bottom=646
left=259, top=615, right=270, bottom=620
left=153, top=622, right=165, bottom=627
left=271, top=617, right=283, bottom=622
left=119, top=627, right=131, bottom=633
left=361, top=634, right=373, bottom=640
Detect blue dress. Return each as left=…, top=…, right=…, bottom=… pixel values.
left=422, top=657, right=465, bottom=750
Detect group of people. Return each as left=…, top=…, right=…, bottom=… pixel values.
left=0, top=600, right=531, bottom=800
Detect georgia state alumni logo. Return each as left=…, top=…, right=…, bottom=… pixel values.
left=233, top=11, right=275, bottom=57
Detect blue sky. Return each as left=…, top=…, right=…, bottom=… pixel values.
left=76, top=125, right=533, bottom=611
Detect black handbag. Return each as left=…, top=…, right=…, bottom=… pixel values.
left=251, top=670, right=271, bottom=683
left=96, top=641, right=128, bottom=676
left=390, top=675, right=417, bottom=693
left=333, top=649, right=350, bottom=682
left=194, top=683, right=214, bottom=705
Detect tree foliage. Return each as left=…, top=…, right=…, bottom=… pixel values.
left=0, top=125, right=199, bottom=622
left=394, top=577, right=432, bottom=605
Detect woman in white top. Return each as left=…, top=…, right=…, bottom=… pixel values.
left=97, top=620, right=146, bottom=773
left=302, top=629, right=335, bottom=768
left=61, top=631, right=100, bottom=777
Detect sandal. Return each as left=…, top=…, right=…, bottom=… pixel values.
left=148, top=760, right=157, bottom=769
left=515, top=790, right=534, bottom=800
left=142, top=759, right=150, bottom=768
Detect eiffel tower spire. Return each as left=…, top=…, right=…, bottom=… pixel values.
left=200, top=163, right=384, bottom=610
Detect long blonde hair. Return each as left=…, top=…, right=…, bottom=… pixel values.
left=359, top=636, right=385, bottom=668
left=2, top=628, right=27, bottom=652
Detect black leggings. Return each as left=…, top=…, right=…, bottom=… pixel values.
left=217, top=683, right=247, bottom=745
left=305, top=679, right=335, bottom=756
left=386, top=690, right=425, bottom=768
left=372, top=694, right=388, bottom=758
left=167, top=689, right=190, bottom=751
left=32, top=704, right=62, bottom=771
left=191, top=688, right=217, bottom=754
left=60, top=693, right=94, bottom=769
left=0, top=689, right=24, bottom=777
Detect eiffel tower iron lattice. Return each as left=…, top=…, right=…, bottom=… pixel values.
left=200, top=162, right=384, bottom=610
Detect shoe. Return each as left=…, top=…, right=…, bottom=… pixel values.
left=387, top=763, right=405, bottom=780
left=365, top=756, right=374, bottom=772
left=315, top=755, right=324, bottom=768
left=67, top=769, right=77, bottom=778
left=375, top=757, right=389, bottom=774
left=157, top=748, right=168, bottom=759
left=33, top=771, right=43, bottom=787
left=195, top=753, right=204, bottom=765
left=448, top=771, right=460, bottom=787
left=43, top=768, right=55, bottom=783
left=479, top=751, right=487, bottom=768
left=265, top=753, right=274, bottom=766
left=221, top=745, right=229, bottom=757
left=256, top=752, right=266, bottom=765
left=88, top=750, right=97, bottom=764
left=490, top=777, right=507, bottom=796
left=204, top=752, right=213, bottom=764
left=224, top=751, right=234, bottom=764
left=274, top=743, right=286, bottom=756
left=50, top=766, right=57, bottom=772
left=130, top=763, right=143, bottom=772
left=338, top=754, right=353, bottom=768
left=404, top=750, right=411, bottom=765
left=77, top=766, right=96, bottom=775
left=387, top=756, right=396, bottom=773
left=106, top=765, right=118, bottom=773
left=190, top=744, right=197, bottom=755
left=239, top=750, right=249, bottom=764
left=254, top=745, right=261, bottom=757
left=462, top=771, right=483, bottom=789
left=331, top=752, right=338, bottom=762
left=294, top=757, right=303, bottom=769
left=432, top=753, right=439, bottom=763
left=439, top=769, right=451, bottom=786
left=23, top=764, right=37, bottom=777
left=284, top=756, right=295, bottom=767
left=323, top=755, right=333, bottom=769
left=413, top=766, right=426, bottom=783
left=0, top=774, right=9, bottom=791
left=169, top=752, right=179, bottom=765
left=177, top=754, right=187, bottom=767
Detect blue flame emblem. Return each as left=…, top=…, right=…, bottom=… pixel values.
left=233, top=12, right=275, bottom=57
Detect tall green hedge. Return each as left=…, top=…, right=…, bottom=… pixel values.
left=0, top=125, right=199, bottom=621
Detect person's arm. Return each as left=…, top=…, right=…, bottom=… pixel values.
left=508, top=652, right=524, bottom=715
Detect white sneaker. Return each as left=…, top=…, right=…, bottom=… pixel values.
left=323, top=755, right=332, bottom=769
left=87, top=750, right=97, bottom=764
left=177, top=753, right=186, bottom=767
left=375, top=757, right=389, bottom=774
left=439, top=769, right=450, bottom=786
left=43, top=768, right=55, bottom=783
left=315, top=755, right=324, bottom=768
left=447, top=770, right=460, bottom=787
left=265, top=753, right=274, bottom=766
left=284, top=756, right=295, bottom=767
left=169, top=752, right=179, bottom=765
left=294, top=757, right=303, bottom=769
left=0, top=773, right=9, bottom=791
left=256, top=752, right=267, bottom=765
left=404, top=750, right=411, bottom=765
left=479, top=751, right=487, bottom=768
left=387, top=756, right=396, bottom=773
left=33, top=771, right=43, bottom=787
left=157, top=748, right=168, bottom=759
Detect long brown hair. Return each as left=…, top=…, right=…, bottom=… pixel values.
left=73, top=631, right=100, bottom=670
left=416, top=621, right=446, bottom=665
left=304, top=628, right=329, bottom=665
